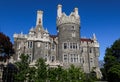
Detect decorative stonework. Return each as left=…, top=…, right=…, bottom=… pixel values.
left=57, top=13, right=80, bottom=26
left=13, top=4, right=102, bottom=79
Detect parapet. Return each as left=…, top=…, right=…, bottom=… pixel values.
left=56, top=4, right=80, bottom=26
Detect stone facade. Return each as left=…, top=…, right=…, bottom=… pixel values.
left=13, top=4, right=102, bottom=78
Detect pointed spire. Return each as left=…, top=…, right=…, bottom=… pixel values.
left=92, top=33, right=97, bottom=41
left=45, top=28, right=48, bottom=33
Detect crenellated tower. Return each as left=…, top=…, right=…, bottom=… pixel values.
left=56, top=4, right=81, bottom=67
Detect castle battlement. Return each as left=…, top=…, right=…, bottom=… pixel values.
left=56, top=4, right=80, bottom=26
left=57, top=13, right=80, bottom=26
left=13, top=4, right=102, bottom=79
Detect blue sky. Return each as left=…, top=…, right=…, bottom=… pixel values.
left=0, top=0, right=120, bottom=60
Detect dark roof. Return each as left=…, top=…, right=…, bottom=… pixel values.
left=50, top=35, right=58, bottom=39
left=81, top=38, right=93, bottom=42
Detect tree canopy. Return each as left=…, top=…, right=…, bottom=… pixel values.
left=0, top=32, right=14, bottom=61
left=14, top=54, right=97, bottom=82
left=104, top=39, right=120, bottom=82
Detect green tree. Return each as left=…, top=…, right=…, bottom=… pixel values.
left=35, top=58, right=48, bottom=82
left=14, top=54, right=29, bottom=82
left=0, top=32, right=14, bottom=61
left=68, top=64, right=86, bottom=82
left=27, top=66, right=36, bottom=82
left=104, top=39, right=120, bottom=82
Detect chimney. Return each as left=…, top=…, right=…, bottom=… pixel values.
left=57, top=4, right=62, bottom=18
left=36, top=10, right=43, bottom=26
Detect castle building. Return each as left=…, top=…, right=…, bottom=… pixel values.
left=13, top=4, right=102, bottom=78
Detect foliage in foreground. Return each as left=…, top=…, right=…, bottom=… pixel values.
left=14, top=54, right=97, bottom=82
left=103, top=39, right=120, bottom=82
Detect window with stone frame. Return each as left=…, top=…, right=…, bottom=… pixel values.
left=52, top=43, right=55, bottom=50
left=89, top=47, right=92, bottom=53
left=70, top=43, right=72, bottom=49
left=90, top=58, right=93, bottom=62
left=51, top=56, right=55, bottom=62
left=64, top=43, right=67, bottom=49
left=30, top=41, right=33, bottom=48
left=28, top=41, right=33, bottom=48
left=70, top=54, right=79, bottom=63
left=74, top=54, right=78, bottom=62
left=71, top=26, right=75, bottom=30
left=63, top=54, right=68, bottom=62
left=73, top=43, right=76, bottom=49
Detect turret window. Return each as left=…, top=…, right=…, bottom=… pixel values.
left=71, top=26, right=75, bottom=30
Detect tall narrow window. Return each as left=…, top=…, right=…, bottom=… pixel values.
left=73, top=43, right=76, bottom=49
left=52, top=43, right=55, bottom=50
left=51, top=56, right=55, bottom=62
left=64, top=43, right=67, bottom=49
left=70, top=43, right=72, bottom=49
left=63, top=54, right=68, bottom=62
left=28, top=42, right=29, bottom=48
left=74, top=54, right=78, bottom=62
left=30, top=42, right=33, bottom=48
left=28, top=41, right=33, bottom=48
left=90, top=48, right=92, bottom=53
left=90, top=58, right=93, bottom=62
